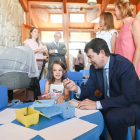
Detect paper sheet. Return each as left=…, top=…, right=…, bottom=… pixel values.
left=0, top=123, right=38, bottom=140
left=39, top=118, right=97, bottom=140
left=75, top=108, right=99, bottom=118
left=0, top=108, right=17, bottom=124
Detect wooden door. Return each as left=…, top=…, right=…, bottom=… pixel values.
left=21, top=24, right=32, bottom=44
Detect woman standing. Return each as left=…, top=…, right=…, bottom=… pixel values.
left=73, top=57, right=79, bottom=72
left=115, top=0, right=140, bottom=78
left=23, top=27, right=48, bottom=78
left=96, top=12, right=118, bottom=53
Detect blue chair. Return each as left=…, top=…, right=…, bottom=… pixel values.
left=103, top=125, right=140, bottom=140
left=0, top=85, right=8, bottom=109
left=126, top=126, right=140, bottom=140
left=67, top=70, right=71, bottom=78
left=68, top=72, right=83, bottom=99
left=39, top=79, right=48, bottom=94
left=80, top=70, right=90, bottom=76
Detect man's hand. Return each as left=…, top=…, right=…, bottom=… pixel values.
left=77, top=99, right=97, bottom=110
left=63, top=79, right=78, bottom=92
left=49, top=49, right=55, bottom=54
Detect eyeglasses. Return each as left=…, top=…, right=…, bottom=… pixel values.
left=55, top=35, right=61, bottom=39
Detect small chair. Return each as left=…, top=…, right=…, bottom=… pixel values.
left=68, top=72, right=83, bottom=99
left=103, top=125, right=140, bottom=140
left=39, top=79, right=48, bottom=94
left=79, top=70, right=90, bottom=76
left=0, top=85, right=8, bottom=109
left=67, top=70, right=71, bottom=77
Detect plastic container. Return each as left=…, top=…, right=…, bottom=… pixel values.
left=30, top=99, right=55, bottom=108
left=55, top=102, right=75, bottom=120
left=15, top=107, right=50, bottom=127
left=41, top=106, right=62, bottom=118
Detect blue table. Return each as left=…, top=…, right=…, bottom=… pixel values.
left=0, top=103, right=104, bottom=140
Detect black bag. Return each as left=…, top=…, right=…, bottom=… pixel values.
left=29, top=77, right=41, bottom=100
left=29, top=59, right=46, bottom=100
left=79, top=63, right=84, bottom=68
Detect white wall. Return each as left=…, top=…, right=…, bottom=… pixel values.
left=0, top=0, right=25, bottom=51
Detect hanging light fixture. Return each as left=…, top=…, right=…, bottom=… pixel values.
left=87, top=0, right=97, bottom=5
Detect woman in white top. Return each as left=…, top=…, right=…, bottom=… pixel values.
left=43, top=60, right=69, bottom=103
left=96, top=12, right=118, bottom=53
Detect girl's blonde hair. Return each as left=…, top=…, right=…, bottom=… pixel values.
left=100, top=12, right=115, bottom=30
left=115, top=0, right=134, bottom=18
left=49, top=60, right=67, bottom=84
left=29, top=27, right=39, bottom=45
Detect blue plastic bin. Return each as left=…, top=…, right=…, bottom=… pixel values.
left=41, top=106, right=62, bottom=118
left=55, top=102, right=75, bottom=120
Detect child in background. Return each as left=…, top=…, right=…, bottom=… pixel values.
left=43, top=60, right=69, bottom=103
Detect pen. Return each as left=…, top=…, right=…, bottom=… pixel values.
left=62, top=71, right=68, bottom=80
left=36, top=100, right=42, bottom=103
left=42, top=93, right=51, bottom=97
left=27, top=107, right=28, bottom=116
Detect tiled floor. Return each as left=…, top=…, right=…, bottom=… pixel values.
left=13, top=89, right=135, bottom=140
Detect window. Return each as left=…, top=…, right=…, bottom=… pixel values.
left=69, top=32, right=92, bottom=42
left=41, top=31, right=63, bottom=43
left=70, top=14, right=84, bottom=23
left=50, top=14, right=62, bottom=23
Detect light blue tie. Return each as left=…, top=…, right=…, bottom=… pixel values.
left=56, top=43, right=59, bottom=48
left=103, top=68, right=109, bottom=98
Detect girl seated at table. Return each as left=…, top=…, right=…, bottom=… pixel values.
left=43, top=60, right=69, bottom=103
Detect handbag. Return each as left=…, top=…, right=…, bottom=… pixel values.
left=79, top=63, right=84, bottom=68
left=29, top=77, right=41, bottom=99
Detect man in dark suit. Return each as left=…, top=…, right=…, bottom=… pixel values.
left=47, top=32, right=67, bottom=69
left=63, top=38, right=140, bottom=140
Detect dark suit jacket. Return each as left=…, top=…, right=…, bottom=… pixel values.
left=80, top=54, right=140, bottom=129
left=47, top=42, right=67, bottom=68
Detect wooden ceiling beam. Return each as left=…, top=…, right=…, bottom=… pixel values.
left=101, top=0, right=111, bottom=13
left=19, top=0, right=28, bottom=12
left=136, top=0, right=140, bottom=14
left=31, top=11, right=38, bottom=28
left=63, top=0, right=67, bottom=13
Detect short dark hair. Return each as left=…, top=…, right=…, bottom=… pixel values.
left=84, top=38, right=110, bottom=56
left=49, top=60, right=67, bottom=84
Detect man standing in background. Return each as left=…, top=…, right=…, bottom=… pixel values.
left=46, top=32, right=67, bottom=78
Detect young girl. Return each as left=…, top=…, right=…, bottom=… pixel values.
left=43, top=60, right=69, bottom=103
left=96, top=12, right=118, bottom=53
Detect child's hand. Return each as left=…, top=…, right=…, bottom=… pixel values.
left=44, top=94, right=51, bottom=100
left=56, top=95, right=64, bottom=104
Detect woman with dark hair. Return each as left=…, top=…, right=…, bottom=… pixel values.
left=96, top=12, right=118, bottom=53
left=43, top=60, right=69, bottom=103
left=115, top=0, right=140, bottom=79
